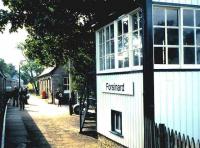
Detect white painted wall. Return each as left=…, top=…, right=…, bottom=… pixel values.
left=153, top=0, right=200, bottom=5
left=154, top=71, right=200, bottom=141
left=97, top=73, right=144, bottom=148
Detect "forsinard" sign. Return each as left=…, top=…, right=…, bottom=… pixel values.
left=103, top=82, right=134, bottom=96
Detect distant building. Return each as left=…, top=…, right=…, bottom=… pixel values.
left=37, top=66, right=70, bottom=104
left=6, top=75, right=23, bottom=89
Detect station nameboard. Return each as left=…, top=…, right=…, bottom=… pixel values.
left=102, top=82, right=134, bottom=96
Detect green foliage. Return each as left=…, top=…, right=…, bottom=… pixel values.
left=0, top=0, right=101, bottom=97
left=20, top=60, right=44, bottom=86
left=0, top=58, right=17, bottom=78
left=21, top=35, right=67, bottom=66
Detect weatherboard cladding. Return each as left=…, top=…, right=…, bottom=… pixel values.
left=97, top=73, right=144, bottom=148
left=38, top=66, right=68, bottom=101
left=154, top=71, right=200, bottom=141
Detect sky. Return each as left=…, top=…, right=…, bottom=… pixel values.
left=0, top=0, right=28, bottom=69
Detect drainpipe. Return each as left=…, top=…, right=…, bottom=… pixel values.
left=143, top=0, right=154, bottom=122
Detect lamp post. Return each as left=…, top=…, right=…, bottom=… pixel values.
left=18, top=60, right=26, bottom=88
left=19, top=64, right=21, bottom=88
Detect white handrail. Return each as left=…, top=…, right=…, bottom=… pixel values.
left=1, top=101, right=8, bottom=148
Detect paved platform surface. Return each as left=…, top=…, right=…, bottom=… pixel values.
left=5, top=100, right=30, bottom=148
left=5, top=95, right=98, bottom=148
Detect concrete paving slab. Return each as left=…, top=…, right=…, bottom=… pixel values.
left=5, top=95, right=98, bottom=148
left=5, top=101, right=29, bottom=148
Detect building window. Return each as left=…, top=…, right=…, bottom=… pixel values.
left=97, top=9, right=144, bottom=72
left=99, top=29, right=105, bottom=70
left=106, top=24, right=115, bottom=69
left=132, top=10, right=143, bottom=66
left=63, top=77, right=69, bottom=91
left=153, top=7, right=179, bottom=65
left=118, top=17, right=129, bottom=68
left=182, top=9, right=200, bottom=64
left=183, top=9, right=195, bottom=64
left=99, top=24, right=115, bottom=71
left=153, top=7, right=200, bottom=66
left=111, top=110, right=122, bottom=135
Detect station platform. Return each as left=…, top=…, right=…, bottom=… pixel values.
left=5, top=101, right=29, bottom=148
left=3, top=96, right=98, bottom=148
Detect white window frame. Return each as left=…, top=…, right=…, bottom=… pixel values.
left=96, top=8, right=143, bottom=74
left=182, top=8, right=200, bottom=67
left=105, top=24, right=115, bottom=69
left=111, top=110, right=122, bottom=135
left=98, top=23, right=115, bottom=71
left=130, top=9, right=143, bottom=67
left=63, top=77, right=69, bottom=91
left=153, top=5, right=200, bottom=69
left=98, top=29, right=106, bottom=71
left=114, top=113, right=121, bottom=133
left=117, top=16, right=130, bottom=69
left=153, top=6, right=181, bottom=69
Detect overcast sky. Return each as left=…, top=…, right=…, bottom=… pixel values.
left=0, top=0, right=28, bottom=69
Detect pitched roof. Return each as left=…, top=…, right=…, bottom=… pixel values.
left=38, top=67, right=56, bottom=78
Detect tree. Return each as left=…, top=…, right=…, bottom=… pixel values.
left=20, top=60, right=44, bottom=94
left=20, top=34, right=95, bottom=97
left=0, top=58, right=17, bottom=78
left=0, top=0, right=138, bottom=98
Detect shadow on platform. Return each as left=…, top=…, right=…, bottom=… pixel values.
left=5, top=101, right=51, bottom=148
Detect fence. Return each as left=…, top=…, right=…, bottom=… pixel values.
left=144, top=118, right=200, bottom=148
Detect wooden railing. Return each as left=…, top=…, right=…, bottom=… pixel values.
left=79, top=97, right=87, bottom=133
left=79, top=97, right=96, bottom=133
left=144, top=118, right=200, bottom=148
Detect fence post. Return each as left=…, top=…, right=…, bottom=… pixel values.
left=186, top=136, right=191, bottom=148
left=170, top=130, right=175, bottom=148
left=177, top=133, right=181, bottom=148
left=174, top=131, right=178, bottom=148
left=159, top=124, right=166, bottom=148
left=167, top=128, right=170, bottom=148
left=196, top=140, right=200, bottom=148
left=182, top=134, right=186, bottom=148
left=191, top=138, right=195, bottom=148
